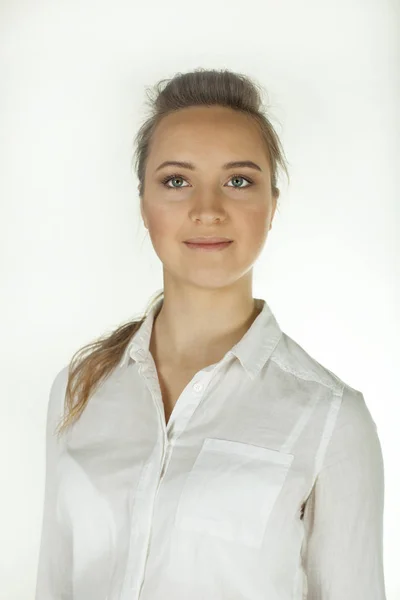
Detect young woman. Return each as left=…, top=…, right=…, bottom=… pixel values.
left=35, top=68, right=386, bottom=600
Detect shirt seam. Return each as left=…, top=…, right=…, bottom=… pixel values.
left=270, top=355, right=342, bottom=392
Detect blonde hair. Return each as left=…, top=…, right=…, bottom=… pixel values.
left=55, top=67, right=290, bottom=438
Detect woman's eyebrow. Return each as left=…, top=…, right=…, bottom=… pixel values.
left=155, top=160, right=263, bottom=173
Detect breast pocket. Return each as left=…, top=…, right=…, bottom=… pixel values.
left=174, top=437, right=294, bottom=549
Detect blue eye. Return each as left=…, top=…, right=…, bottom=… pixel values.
left=160, top=173, right=254, bottom=190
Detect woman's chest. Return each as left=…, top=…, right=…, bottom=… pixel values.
left=156, top=364, right=203, bottom=425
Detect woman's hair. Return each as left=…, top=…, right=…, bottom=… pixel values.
left=54, top=67, right=290, bottom=438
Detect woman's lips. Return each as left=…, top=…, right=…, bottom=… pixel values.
left=183, top=241, right=233, bottom=251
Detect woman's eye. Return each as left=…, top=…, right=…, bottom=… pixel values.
left=227, top=176, right=253, bottom=188
left=161, top=174, right=253, bottom=190
left=162, top=176, right=188, bottom=189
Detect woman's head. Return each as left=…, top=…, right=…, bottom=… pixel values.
left=134, top=68, right=290, bottom=299
left=55, top=68, right=290, bottom=437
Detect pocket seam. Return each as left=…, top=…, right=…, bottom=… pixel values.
left=203, top=437, right=294, bottom=465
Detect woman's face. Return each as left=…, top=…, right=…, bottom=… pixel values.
left=140, top=105, right=278, bottom=291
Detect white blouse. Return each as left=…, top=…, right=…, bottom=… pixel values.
left=35, top=296, right=387, bottom=599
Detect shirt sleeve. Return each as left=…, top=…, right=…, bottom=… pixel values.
left=301, top=386, right=387, bottom=599
left=35, top=367, right=73, bottom=600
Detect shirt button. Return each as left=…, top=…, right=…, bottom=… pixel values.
left=193, top=382, right=203, bottom=392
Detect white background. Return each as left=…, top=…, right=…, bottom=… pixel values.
left=0, top=0, right=398, bottom=598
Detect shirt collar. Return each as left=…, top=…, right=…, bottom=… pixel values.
left=118, top=295, right=282, bottom=381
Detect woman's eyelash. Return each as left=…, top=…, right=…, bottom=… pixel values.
left=160, top=173, right=254, bottom=190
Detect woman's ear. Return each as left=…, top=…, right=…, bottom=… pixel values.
left=269, top=192, right=279, bottom=230
left=140, top=199, right=148, bottom=230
